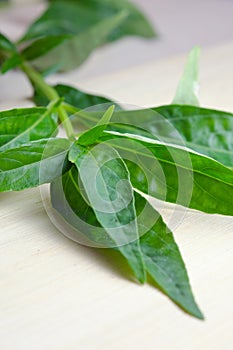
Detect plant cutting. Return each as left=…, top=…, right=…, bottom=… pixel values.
left=0, top=0, right=232, bottom=320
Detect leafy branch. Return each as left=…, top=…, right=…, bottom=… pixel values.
left=1, top=0, right=232, bottom=320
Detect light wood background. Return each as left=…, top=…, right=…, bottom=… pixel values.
left=0, top=3, right=233, bottom=349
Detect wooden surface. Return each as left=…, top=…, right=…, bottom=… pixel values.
left=1, top=42, right=233, bottom=350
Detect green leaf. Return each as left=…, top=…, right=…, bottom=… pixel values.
left=51, top=167, right=203, bottom=318
left=99, top=133, right=233, bottom=216
left=0, top=138, right=70, bottom=192
left=1, top=53, right=22, bottom=74
left=51, top=166, right=115, bottom=247
left=0, top=32, right=16, bottom=53
left=22, top=12, right=129, bottom=72
left=51, top=165, right=146, bottom=283
left=154, top=105, right=233, bottom=168
left=0, top=107, right=58, bottom=151
left=0, top=33, right=20, bottom=73
left=135, top=192, right=204, bottom=319
left=78, top=105, right=115, bottom=146
left=75, top=105, right=233, bottom=168
left=68, top=142, right=146, bottom=283
left=73, top=0, right=156, bottom=42
left=34, top=83, right=113, bottom=109
left=22, top=34, right=70, bottom=62
left=21, top=0, right=155, bottom=42
left=20, top=0, right=155, bottom=71
left=172, top=47, right=200, bottom=106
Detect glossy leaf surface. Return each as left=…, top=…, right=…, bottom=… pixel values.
left=74, top=105, right=233, bottom=167
left=0, top=138, right=70, bottom=191
left=51, top=165, right=146, bottom=283
left=100, top=133, right=233, bottom=216
left=78, top=105, right=115, bottom=146
left=51, top=166, right=203, bottom=318
left=135, top=192, right=204, bottom=319
left=0, top=107, right=58, bottom=151
left=68, top=142, right=146, bottom=282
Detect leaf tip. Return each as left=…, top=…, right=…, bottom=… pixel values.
left=100, top=104, right=115, bottom=125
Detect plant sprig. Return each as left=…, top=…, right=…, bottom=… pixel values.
left=1, top=0, right=232, bottom=320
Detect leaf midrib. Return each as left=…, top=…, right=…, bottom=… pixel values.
left=100, top=138, right=233, bottom=187
left=0, top=147, right=68, bottom=173
left=85, top=147, right=136, bottom=225
left=0, top=108, right=50, bottom=151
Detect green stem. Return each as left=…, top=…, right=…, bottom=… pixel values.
left=57, top=105, right=75, bottom=141
left=21, top=62, right=75, bottom=141
left=21, top=62, right=58, bottom=101
left=62, top=102, right=81, bottom=114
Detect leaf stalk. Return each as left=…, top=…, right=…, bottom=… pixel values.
left=21, top=62, right=75, bottom=141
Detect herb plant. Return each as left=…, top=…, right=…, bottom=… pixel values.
left=1, top=0, right=233, bottom=320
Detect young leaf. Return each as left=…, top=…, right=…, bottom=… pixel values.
left=0, top=138, right=70, bottom=192
left=100, top=133, right=233, bottom=216
left=135, top=192, right=204, bottom=319
left=0, top=107, right=58, bottom=151
left=19, top=0, right=155, bottom=71
left=172, top=47, right=200, bottom=106
left=78, top=105, right=115, bottom=146
left=34, top=83, right=113, bottom=108
left=68, top=142, right=146, bottom=282
left=51, top=165, right=146, bottom=283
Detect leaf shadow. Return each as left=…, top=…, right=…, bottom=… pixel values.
left=81, top=245, right=138, bottom=284
left=2, top=187, right=204, bottom=320
left=37, top=204, right=139, bottom=284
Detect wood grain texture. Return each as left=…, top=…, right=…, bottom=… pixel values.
left=0, top=41, right=233, bottom=350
